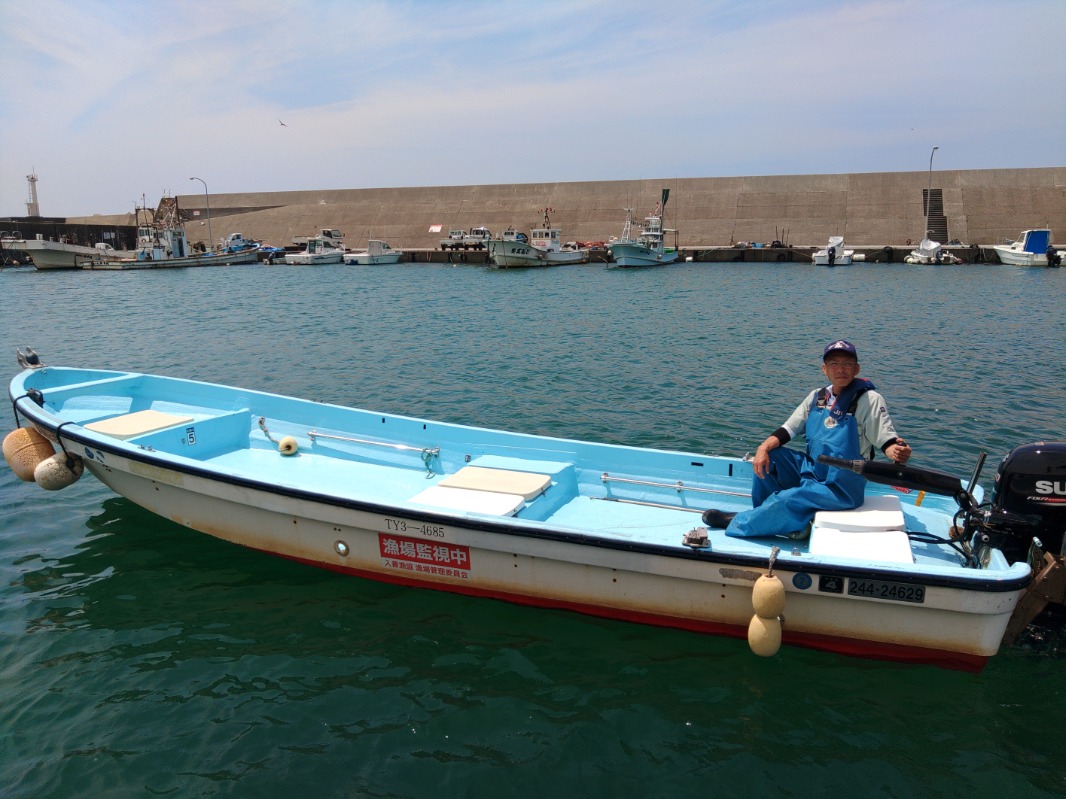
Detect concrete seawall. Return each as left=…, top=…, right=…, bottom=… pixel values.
left=384, top=244, right=1001, bottom=265
left=71, top=167, right=1065, bottom=254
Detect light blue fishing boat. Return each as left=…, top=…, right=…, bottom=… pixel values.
left=607, top=189, right=679, bottom=267
left=8, top=350, right=1065, bottom=671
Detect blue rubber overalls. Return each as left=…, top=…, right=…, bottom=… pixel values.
left=725, top=378, right=874, bottom=538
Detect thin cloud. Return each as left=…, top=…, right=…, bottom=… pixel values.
left=0, top=0, right=1062, bottom=216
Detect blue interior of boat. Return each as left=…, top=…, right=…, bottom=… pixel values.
left=24, top=367, right=1001, bottom=576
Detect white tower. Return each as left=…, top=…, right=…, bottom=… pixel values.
left=25, top=171, right=41, bottom=217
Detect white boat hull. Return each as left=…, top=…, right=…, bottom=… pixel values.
left=487, top=240, right=588, bottom=267
left=284, top=252, right=344, bottom=265
left=608, top=243, right=679, bottom=267
left=83, top=248, right=261, bottom=269
left=11, top=239, right=136, bottom=269
left=904, top=251, right=963, bottom=265
left=344, top=253, right=403, bottom=265
left=992, top=246, right=1053, bottom=267
left=812, top=251, right=854, bottom=266
left=82, top=452, right=1020, bottom=667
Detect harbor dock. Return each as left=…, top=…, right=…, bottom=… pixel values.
left=4, top=167, right=1063, bottom=265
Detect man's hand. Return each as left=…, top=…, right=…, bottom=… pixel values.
left=753, top=448, right=771, bottom=478
left=887, top=439, right=912, bottom=464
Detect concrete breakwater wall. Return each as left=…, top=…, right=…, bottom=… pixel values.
left=395, top=243, right=997, bottom=265
left=76, top=167, right=1064, bottom=253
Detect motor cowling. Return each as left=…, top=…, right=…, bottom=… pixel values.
left=989, top=442, right=1066, bottom=562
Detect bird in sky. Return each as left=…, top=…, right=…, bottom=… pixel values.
left=278, top=118, right=288, bottom=127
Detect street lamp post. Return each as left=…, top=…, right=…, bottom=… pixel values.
left=925, top=146, right=938, bottom=238
left=189, top=176, right=213, bottom=251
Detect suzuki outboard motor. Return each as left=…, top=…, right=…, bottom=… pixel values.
left=989, top=442, right=1066, bottom=563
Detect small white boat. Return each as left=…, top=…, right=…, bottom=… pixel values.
left=903, top=238, right=961, bottom=265
left=343, top=240, right=403, bottom=265
left=82, top=198, right=259, bottom=269
left=992, top=228, right=1062, bottom=266
left=812, top=236, right=854, bottom=266
left=285, top=235, right=345, bottom=265
left=487, top=209, right=589, bottom=267
left=608, top=190, right=679, bottom=267
left=12, top=237, right=135, bottom=270
left=8, top=352, right=1066, bottom=671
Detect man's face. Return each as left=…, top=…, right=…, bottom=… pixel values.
left=822, top=354, right=860, bottom=391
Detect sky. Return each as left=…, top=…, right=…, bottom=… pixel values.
left=1, top=0, right=1063, bottom=217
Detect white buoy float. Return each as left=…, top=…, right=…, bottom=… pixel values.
left=3, top=427, right=56, bottom=482
left=278, top=436, right=299, bottom=456
left=747, top=546, right=785, bottom=657
left=747, top=614, right=782, bottom=657
left=752, top=573, right=786, bottom=618
left=33, top=452, right=85, bottom=490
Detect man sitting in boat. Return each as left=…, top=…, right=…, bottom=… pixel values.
left=702, top=340, right=912, bottom=538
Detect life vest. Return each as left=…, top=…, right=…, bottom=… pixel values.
left=804, top=378, right=875, bottom=504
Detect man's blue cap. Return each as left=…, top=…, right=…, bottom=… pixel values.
left=823, top=339, right=858, bottom=360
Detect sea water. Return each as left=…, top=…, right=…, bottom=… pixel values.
left=1, top=260, right=1064, bottom=797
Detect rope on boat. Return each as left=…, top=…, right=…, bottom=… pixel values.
left=258, top=416, right=278, bottom=443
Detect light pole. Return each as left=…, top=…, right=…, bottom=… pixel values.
left=189, top=176, right=213, bottom=251
left=925, top=146, right=938, bottom=238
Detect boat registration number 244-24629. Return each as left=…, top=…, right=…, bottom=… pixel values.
left=848, top=578, right=926, bottom=604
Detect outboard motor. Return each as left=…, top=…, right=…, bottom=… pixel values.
left=987, top=442, right=1066, bottom=563
left=1046, top=245, right=1062, bottom=267
left=827, top=245, right=836, bottom=266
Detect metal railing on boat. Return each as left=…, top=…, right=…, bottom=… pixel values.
left=307, top=430, right=440, bottom=475
left=600, top=472, right=750, bottom=497
left=598, top=472, right=750, bottom=511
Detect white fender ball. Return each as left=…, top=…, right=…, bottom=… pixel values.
left=278, top=436, right=299, bottom=456
left=3, top=427, right=56, bottom=482
left=752, top=574, right=786, bottom=619
left=748, top=614, right=782, bottom=657
left=33, top=452, right=85, bottom=490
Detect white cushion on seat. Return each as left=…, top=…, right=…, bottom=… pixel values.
left=809, top=527, right=915, bottom=564
left=410, top=484, right=525, bottom=516
left=813, top=494, right=905, bottom=532
left=438, top=465, right=550, bottom=500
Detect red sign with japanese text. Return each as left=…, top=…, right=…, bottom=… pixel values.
left=378, top=533, right=471, bottom=579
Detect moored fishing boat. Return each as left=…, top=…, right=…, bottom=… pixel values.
left=7, top=351, right=1066, bottom=671
left=486, top=209, right=589, bottom=267
left=82, top=197, right=259, bottom=269
left=10, top=237, right=135, bottom=270
left=608, top=190, right=679, bottom=267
